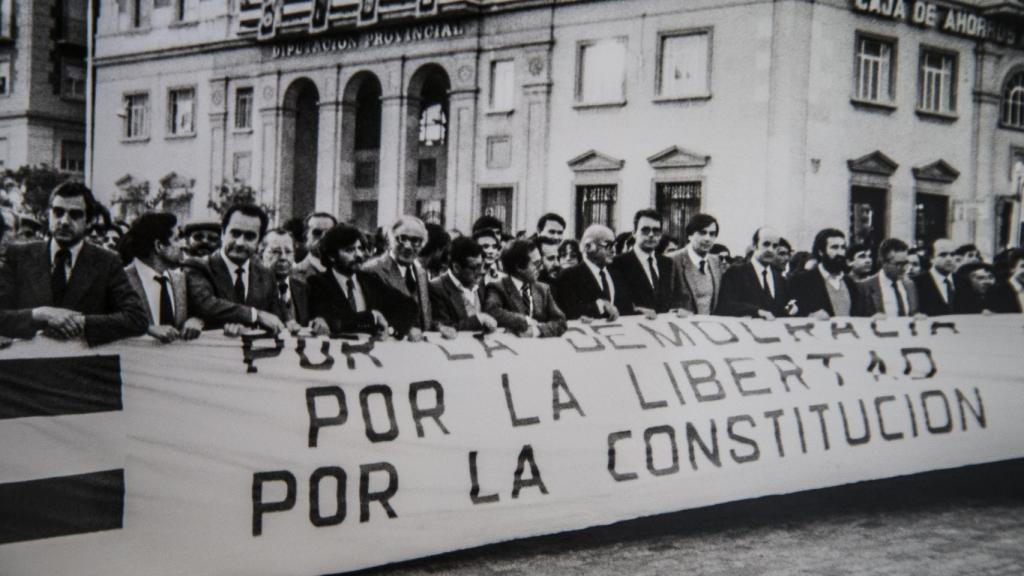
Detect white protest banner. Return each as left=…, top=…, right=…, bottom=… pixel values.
left=1, top=314, right=1023, bottom=575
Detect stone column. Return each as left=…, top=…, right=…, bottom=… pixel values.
left=969, top=46, right=1003, bottom=256
left=521, top=47, right=553, bottom=232
left=255, top=75, right=282, bottom=218
left=316, top=67, right=342, bottom=215
left=336, top=99, right=357, bottom=222
left=207, top=77, right=229, bottom=216
left=447, top=87, right=478, bottom=229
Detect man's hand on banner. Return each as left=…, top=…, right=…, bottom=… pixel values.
left=181, top=318, right=204, bottom=340
left=34, top=306, right=85, bottom=339
left=223, top=323, right=244, bottom=337
left=256, top=310, right=286, bottom=334
left=785, top=299, right=799, bottom=316
left=672, top=308, right=691, bottom=319
left=439, top=325, right=458, bottom=340
left=406, top=327, right=426, bottom=342
left=810, top=309, right=831, bottom=321
left=309, top=317, right=330, bottom=336
left=634, top=306, right=658, bottom=320
left=285, top=320, right=302, bottom=335
left=476, top=312, right=498, bottom=333
left=148, top=324, right=180, bottom=343
left=757, top=309, right=776, bottom=320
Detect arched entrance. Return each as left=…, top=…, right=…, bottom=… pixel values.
left=280, top=78, right=319, bottom=221
left=341, top=71, right=382, bottom=232
left=404, top=64, right=450, bottom=225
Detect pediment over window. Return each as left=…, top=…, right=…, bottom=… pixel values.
left=647, top=146, right=710, bottom=169
left=115, top=173, right=145, bottom=189
left=568, top=150, right=625, bottom=172
left=912, top=160, right=959, bottom=183
left=159, top=171, right=195, bottom=190
left=847, top=151, right=898, bottom=176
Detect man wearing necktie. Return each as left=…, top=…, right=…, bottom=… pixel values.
left=914, top=238, right=957, bottom=316
left=484, top=239, right=566, bottom=337
left=716, top=226, right=795, bottom=318
left=123, top=212, right=204, bottom=342
left=429, top=236, right=498, bottom=336
left=860, top=238, right=919, bottom=317
left=362, top=216, right=433, bottom=340
left=554, top=224, right=633, bottom=320
left=610, top=209, right=689, bottom=316
left=668, top=213, right=723, bottom=315
left=184, top=204, right=286, bottom=334
left=0, top=182, right=148, bottom=345
left=260, top=228, right=310, bottom=330
left=308, top=223, right=410, bottom=336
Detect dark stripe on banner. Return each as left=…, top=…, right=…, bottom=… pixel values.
left=0, top=355, right=122, bottom=420
left=0, top=469, right=124, bottom=545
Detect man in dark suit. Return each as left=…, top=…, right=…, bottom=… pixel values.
left=554, top=224, right=631, bottom=320
left=988, top=248, right=1024, bottom=313
left=716, top=227, right=794, bottom=318
left=362, top=215, right=432, bottom=339
left=667, top=213, right=723, bottom=315
left=429, top=236, right=498, bottom=335
left=0, top=182, right=148, bottom=345
left=291, top=212, right=337, bottom=282
left=260, top=228, right=310, bottom=328
left=789, top=228, right=868, bottom=319
left=611, top=209, right=688, bottom=315
left=914, top=238, right=957, bottom=316
left=484, top=239, right=566, bottom=337
left=124, top=212, right=204, bottom=342
left=308, top=223, right=411, bottom=336
left=860, top=238, right=919, bottom=317
left=184, top=203, right=286, bottom=333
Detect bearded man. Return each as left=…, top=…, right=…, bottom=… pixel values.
left=789, top=228, right=868, bottom=319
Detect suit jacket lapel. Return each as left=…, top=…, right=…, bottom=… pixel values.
left=62, top=243, right=99, bottom=310
left=871, top=275, right=885, bottom=313
left=444, top=275, right=469, bottom=320
left=125, top=263, right=154, bottom=322
left=210, top=255, right=237, bottom=301
left=30, top=243, right=54, bottom=306
left=171, top=269, right=188, bottom=326
left=504, top=276, right=526, bottom=314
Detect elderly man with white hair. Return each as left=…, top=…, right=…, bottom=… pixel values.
left=553, top=224, right=633, bottom=320
left=361, top=215, right=433, bottom=339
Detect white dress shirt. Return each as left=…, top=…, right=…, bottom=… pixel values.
left=751, top=257, right=775, bottom=298
left=333, top=270, right=366, bottom=312
left=133, top=259, right=175, bottom=325
left=447, top=270, right=480, bottom=315
left=49, top=239, right=84, bottom=276
left=584, top=257, right=615, bottom=304
left=929, top=268, right=954, bottom=304
left=633, top=245, right=660, bottom=289
left=687, top=244, right=708, bottom=275
left=881, top=274, right=910, bottom=315
left=220, top=249, right=250, bottom=300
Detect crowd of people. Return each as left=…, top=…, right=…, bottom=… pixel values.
left=0, top=181, right=1022, bottom=347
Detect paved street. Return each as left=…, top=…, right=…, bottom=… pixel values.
left=351, top=459, right=1024, bottom=576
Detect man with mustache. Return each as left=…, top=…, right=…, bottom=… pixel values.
left=789, top=228, right=868, bottom=319
left=0, top=182, right=148, bottom=345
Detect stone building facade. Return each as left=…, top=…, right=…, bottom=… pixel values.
left=91, top=0, right=1024, bottom=253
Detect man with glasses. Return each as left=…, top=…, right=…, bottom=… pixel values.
left=554, top=224, right=632, bottom=320
left=292, top=212, right=337, bottom=282
left=184, top=203, right=287, bottom=333
left=610, top=209, right=688, bottom=315
left=182, top=222, right=222, bottom=259
left=716, top=227, right=795, bottom=319
left=0, top=182, right=149, bottom=345
left=363, top=215, right=433, bottom=338
left=860, top=238, right=919, bottom=317
left=260, top=228, right=309, bottom=329
left=429, top=236, right=498, bottom=335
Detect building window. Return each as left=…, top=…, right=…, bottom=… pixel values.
left=123, top=92, right=150, bottom=140
left=0, top=60, right=9, bottom=96
left=655, top=181, right=702, bottom=242
left=417, top=158, right=437, bottom=186
left=418, top=103, right=446, bottom=146
left=854, top=34, right=895, bottom=105
left=489, top=59, right=514, bottom=111
left=575, top=184, right=617, bottom=237
left=61, top=61, right=86, bottom=101
left=355, top=161, right=377, bottom=188
left=234, top=87, right=253, bottom=130
left=657, top=31, right=710, bottom=99
left=417, top=199, right=445, bottom=226
left=480, top=187, right=513, bottom=232
left=130, top=0, right=148, bottom=28
left=914, top=193, right=948, bottom=249
left=1001, top=71, right=1024, bottom=129
left=918, top=49, right=956, bottom=115
left=849, top=186, right=888, bottom=249
left=576, top=38, right=626, bottom=105
left=60, top=140, right=85, bottom=173
left=174, top=0, right=187, bottom=21
left=167, top=88, right=195, bottom=136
